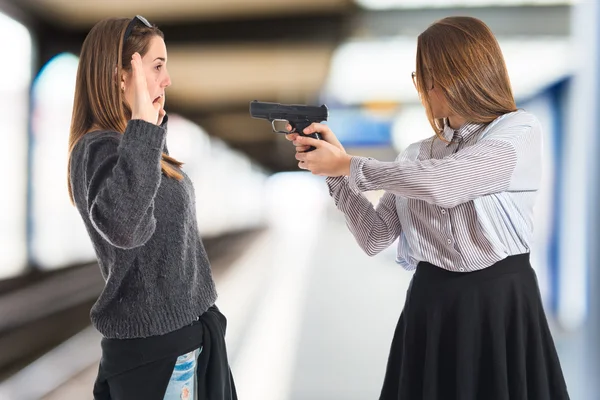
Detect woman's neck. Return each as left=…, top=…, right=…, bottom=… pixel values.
left=447, top=115, right=466, bottom=130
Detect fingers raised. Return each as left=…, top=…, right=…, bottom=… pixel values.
left=157, top=107, right=166, bottom=125
left=129, top=52, right=160, bottom=125
left=131, top=53, right=149, bottom=97
left=130, top=53, right=142, bottom=81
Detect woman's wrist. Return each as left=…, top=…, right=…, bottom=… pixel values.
left=340, top=153, right=352, bottom=176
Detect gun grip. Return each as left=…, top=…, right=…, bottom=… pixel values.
left=299, top=132, right=322, bottom=152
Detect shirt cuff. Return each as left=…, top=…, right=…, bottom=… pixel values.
left=325, top=176, right=347, bottom=197
left=348, top=156, right=370, bottom=193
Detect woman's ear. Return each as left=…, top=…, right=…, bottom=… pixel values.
left=120, top=71, right=129, bottom=92
left=115, top=65, right=128, bottom=92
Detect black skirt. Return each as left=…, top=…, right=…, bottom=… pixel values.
left=379, top=253, right=570, bottom=400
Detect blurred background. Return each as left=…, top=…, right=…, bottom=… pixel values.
left=0, top=0, right=597, bottom=398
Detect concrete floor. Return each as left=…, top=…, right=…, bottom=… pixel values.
left=1, top=203, right=585, bottom=400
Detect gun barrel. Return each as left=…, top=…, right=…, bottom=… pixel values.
left=248, top=100, right=272, bottom=119
left=249, top=100, right=328, bottom=122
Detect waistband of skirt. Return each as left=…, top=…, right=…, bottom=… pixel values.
left=415, top=253, right=531, bottom=285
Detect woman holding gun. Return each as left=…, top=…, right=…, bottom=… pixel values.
left=286, top=16, right=570, bottom=400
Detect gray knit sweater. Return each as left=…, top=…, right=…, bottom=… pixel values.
left=70, top=118, right=218, bottom=339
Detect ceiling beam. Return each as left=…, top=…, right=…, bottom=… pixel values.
left=26, top=11, right=350, bottom=72
left=165, top=43, right=333, bottom=110
left=16, top=0, right=353, bottom=27
left=353, top=5, right=571, bottom=38
left=12, top=2, right=571, bottom=72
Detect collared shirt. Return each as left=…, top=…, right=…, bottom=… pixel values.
left=326, top=110, right=542, bottom=272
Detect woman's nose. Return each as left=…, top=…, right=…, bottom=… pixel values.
left=163, top=71, right=172, bottom=88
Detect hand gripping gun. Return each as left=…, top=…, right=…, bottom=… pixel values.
left=249, top=100, right=329, bottom=152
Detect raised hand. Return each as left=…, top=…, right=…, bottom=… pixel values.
left=129, top=52, right=162, bottom=125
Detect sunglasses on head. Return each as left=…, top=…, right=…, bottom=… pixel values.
left=123, top=15, right=152, bottom=45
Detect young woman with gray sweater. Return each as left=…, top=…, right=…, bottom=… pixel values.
left=67, top=15, right=237, bottom=400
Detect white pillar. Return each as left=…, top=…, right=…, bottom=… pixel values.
left=559, top=0, right=599, bottom=397
left=583, top=0, right=600, bottom=390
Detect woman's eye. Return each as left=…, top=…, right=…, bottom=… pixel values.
left=155, top=65, right=162, bottom=71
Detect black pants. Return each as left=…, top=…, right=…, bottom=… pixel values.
left=93, top=305, right=237, bottom=400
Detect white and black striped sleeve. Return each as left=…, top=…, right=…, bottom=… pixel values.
left=347, top=126, right=541, bottom=209
left=326, top=176, right=402, bottom=256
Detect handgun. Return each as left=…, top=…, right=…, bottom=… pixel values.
left=249, top=100, right=328, bottom=152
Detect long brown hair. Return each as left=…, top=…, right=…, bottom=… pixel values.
left=67, top=17, right=183, bottom=203
left=415, top=16, right=517, bottom=138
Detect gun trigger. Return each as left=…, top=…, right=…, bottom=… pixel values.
left=272, top=119, right=291, bottom=134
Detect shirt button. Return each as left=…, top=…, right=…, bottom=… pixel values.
left=459, top=267, right=465, bottom=272
left=446, top=239, right=452, bottom=245
left=441, top=209, right=446, bottom=214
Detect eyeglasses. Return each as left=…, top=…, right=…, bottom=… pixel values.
left=123, top=15, right=152, bottom=46
left=411, top=71, right=434, bottom=91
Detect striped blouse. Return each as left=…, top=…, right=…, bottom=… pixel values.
left=326, top=110, right=543, bottom=272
